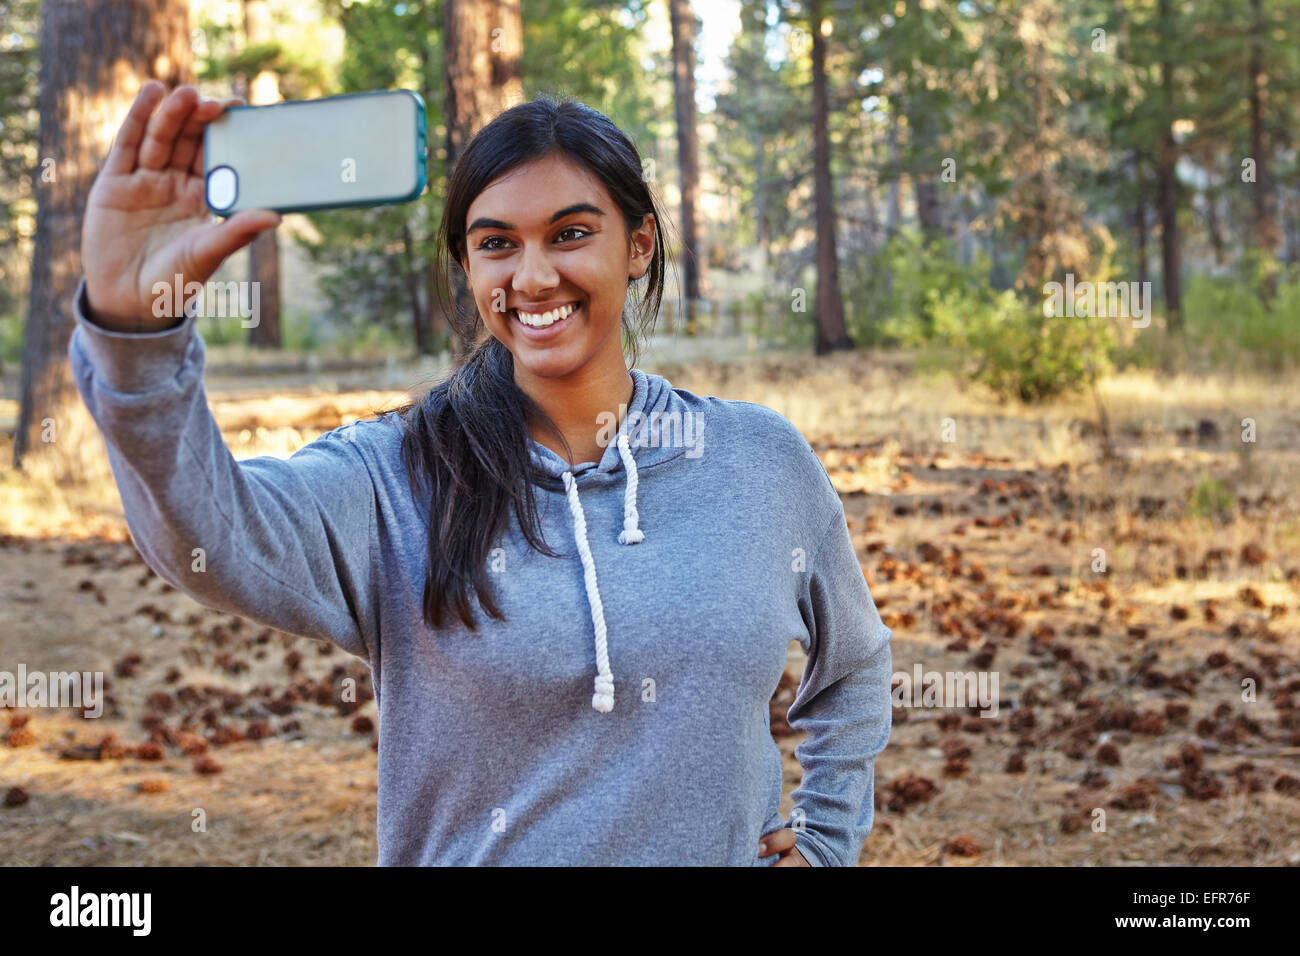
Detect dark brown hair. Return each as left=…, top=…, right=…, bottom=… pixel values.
left=391, top=94, right=669, bottom=632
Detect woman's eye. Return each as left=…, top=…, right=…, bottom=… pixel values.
left=478, top=228, right=589, bottom=251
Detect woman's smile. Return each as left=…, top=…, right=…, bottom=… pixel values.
left=510, top=300, right=582, bottom=339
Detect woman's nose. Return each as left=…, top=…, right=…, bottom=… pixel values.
left=511, top=242, right=560, bottom=293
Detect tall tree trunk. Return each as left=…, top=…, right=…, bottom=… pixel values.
left=910, top=99, right=944, bottom=244
left=885, top=106, right=901, bottom=240
left=415, top=4, right=445, bottom=353
left=914, top=177, right=942, bottom=244
left=809, top=0, right=852, bottom=354
left=402, top=221, right=432, bottom=356
left=244, top=0, right=281, bottom=347
left=752, top=118, right=767, bottom=270
left=1156, top=0, right=1181, bottom=332
left=1248, top=0, right=1279, bottom=298
left=882, top=103, right=901, bottom=300
left=1204, top=168, right=1225, bottom=267
left=444, top=0, right=523, bottom=363
left=1133, top=150, right=1149, bottom=288
left=15, top=0, right=192, bottom=470
left=669, top=0, right=703, bottom=331
left=1286, top=189, right=1300, bottom=267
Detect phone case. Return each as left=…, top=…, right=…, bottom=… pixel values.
left=203, top=89, right=427, bottom=217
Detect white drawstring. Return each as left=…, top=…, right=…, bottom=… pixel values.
left=616, top=432, right=645, bottom=544
left=561, top=430, right=645, bottom=713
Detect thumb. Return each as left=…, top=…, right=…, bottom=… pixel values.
left=189, top=209, right=281, bottom=279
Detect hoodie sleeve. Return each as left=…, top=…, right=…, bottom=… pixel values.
left=65, top=275, right=377, bottom=663
left=785, top=497, right=894, bottom=867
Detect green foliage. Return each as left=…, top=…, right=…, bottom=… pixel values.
left=849, top=233, right=1000, bottom=347
left=0, top=0, right=40, bottom=317
left=281, top=306, right=322, bottom=352
left=194, top=313, right=247, bottom=347
left=0, top=307, right=23, bottom=365
left=1188, top=477, right=1235, bottom=522
left=939, top=286, right=1115, bottom=402
left=854, top=233, right=1116, bottom=402
left=193, top=3, right=335, bottom=101
left=1183, top=265, right=1300, bottom=372
left=296, top=203, right=424, bottom=348
left=776, top=303, right=817, bottom=349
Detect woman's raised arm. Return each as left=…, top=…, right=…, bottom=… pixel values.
left=68, top=278, right=380, bottom=662
left=68, top=81, right=379, bottom=661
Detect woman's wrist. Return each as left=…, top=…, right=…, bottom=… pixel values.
left=83, top=283, right=184, bottom=333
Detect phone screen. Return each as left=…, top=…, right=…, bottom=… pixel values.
left=204, top=89, right=427, bottom=216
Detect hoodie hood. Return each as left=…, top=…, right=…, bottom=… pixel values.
left=525, top=367, right=704, bottom=713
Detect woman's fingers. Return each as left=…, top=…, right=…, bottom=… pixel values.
left=771, top=846, right=810, bottom=866
left=186, top=209, right=283, bottom=281
left=170, top=99, right=224, bottom=174
left=189, top=97, right=247, bottom=177
left=103, top=80, right=167, bottom=177
left=759, top=827, right=798, bottom=857
left=136, top=85, right=201, bottom=172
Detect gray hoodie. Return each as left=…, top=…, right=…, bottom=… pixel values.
left=67, top=274, right=893, bottom=866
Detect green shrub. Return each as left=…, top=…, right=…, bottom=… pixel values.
left=848, top=233, right=999, bottom=348
left=1183, top=264, right=1300, bottom=371
left=843, top=233, right=1115, bottom=400
left=932, top=285, right=1115, bottom=402
left=1187, top=477, right=1235, bottom=522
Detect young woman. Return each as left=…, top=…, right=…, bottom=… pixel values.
left=71, top=81, right=893, bottom=866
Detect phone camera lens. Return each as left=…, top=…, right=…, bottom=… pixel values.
left=206, top=166, right=239, bottom=212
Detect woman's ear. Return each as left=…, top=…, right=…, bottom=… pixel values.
left=629, top=213, right=655, bottom=279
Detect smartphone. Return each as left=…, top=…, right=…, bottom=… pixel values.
left=203, top=89, right=427, bottom=217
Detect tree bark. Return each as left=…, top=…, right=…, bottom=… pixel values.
left=1248, top=0, right=1279, bottom=298
left=669, top=0, right=703, bottom=331
left=443, top=0, right=523, bottom=363
left=1204, top=166, right=1225, bottom=267
left=244, top=0, right=281, bottom=347
left=809, top=0, right=852, bottom=354
left=402, top=221, right=432, bottom=356
left=910, top=100, right=944, bottom=244
left=15, top=0, right=192, bottom=470
left=885, top=106, right=901, bottom=240
left=1156, top=0, right=1181, bottom=332
left=415, top=4, right=445, bottom=352
left=1133, top=150, right=1149, bottom=288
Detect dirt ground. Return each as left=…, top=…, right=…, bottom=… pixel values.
left=2, top=347, right=1299, bottom=865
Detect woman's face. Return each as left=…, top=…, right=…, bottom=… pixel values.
left=460, top=154, right=655, bottom=383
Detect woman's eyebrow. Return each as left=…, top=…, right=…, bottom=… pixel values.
left=467, top=202, right=606, bottom=234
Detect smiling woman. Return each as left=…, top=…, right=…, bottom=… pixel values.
left=379, top=96, right=891, bottom=865
left=69, top=88, right=892, bottom=867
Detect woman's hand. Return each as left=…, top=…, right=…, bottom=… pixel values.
left=80, top=80, right=282, bottom=331
left=759, top=828, right=812, bottom=866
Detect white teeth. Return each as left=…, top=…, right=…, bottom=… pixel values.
left=514, top=302, right=577, bottom=327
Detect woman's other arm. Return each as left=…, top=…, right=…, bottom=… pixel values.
left=785, top=501, right=895, bottom=866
